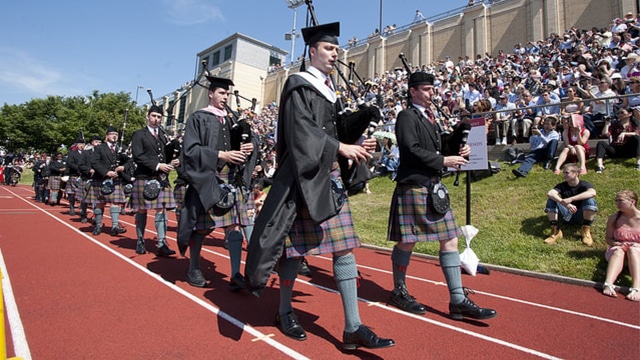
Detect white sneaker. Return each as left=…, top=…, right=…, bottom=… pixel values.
left=501, top=137, right=507, bottom=145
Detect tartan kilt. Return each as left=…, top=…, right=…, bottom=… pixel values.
left=173, top=184, right=186, bottom=212
left=64, top=176, right=83, bottom=198
left=285, top=199, right=361, bottom=258
left=387, top=178, right=462, bottom=244
left=194, top=166, right=254, bottom=231
left=85, top=179, right=127, bottom=205
left=131, top=178, right=176, bottom=210
left=47, top=176, right=62, bottom=190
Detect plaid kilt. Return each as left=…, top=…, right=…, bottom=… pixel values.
left=285, top=198, right=361, bottom=258
left=173, top=184, right=186, bottom=212
left=85, top=179, right=127, bottom=205
left=387, top=178, right=462, bottom=243
left=47, top=176, right=62, bottom=190
left=64, top=176, right=83, bottom=199
left=131, top=178, right=176, bottom=210
left=194, top=166, right=254, bottom=231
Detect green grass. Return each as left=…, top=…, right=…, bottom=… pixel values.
left=18, top=158, right=638, bottom=285
left=349, top=157, right=639, bottom=286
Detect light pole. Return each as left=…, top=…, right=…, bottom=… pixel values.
left=379, top=0, right=383, bottom=36
left=134, top=86, right=144, bottom=105
left=285, top=0, right=305, bottom=66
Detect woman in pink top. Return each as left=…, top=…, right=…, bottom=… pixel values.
left=602, top=190, right=640, bottom=301
left=554, top=116, right=591, bottom=174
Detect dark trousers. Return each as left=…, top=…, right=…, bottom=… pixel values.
left=583, top=113, right=606, bottom=139
left=596, top=136, right=640, bottom=160
left=516, top=139, right=559, bottom=175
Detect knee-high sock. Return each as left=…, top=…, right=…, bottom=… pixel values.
left=93, top=207, right=103, bottom=227
left=391, top=246, right=412, bottom=288
left=49, top=191, right=57, bottom=204
left=110, top=205, right=121, bottom=227
left=278, top=257, right=300, bottom=315
left=440, top=251, right=465, bottom=304
left=155, top=211, right=167, bottom=247
left=334, top=253, right=361, bottom=333
left=189, top=233, right=206, bottom=272
left=226, top=230, right=244, bottom=276
left=68, top=194, right=76, bottom=210
left=135, top=212, right=147, bottom=242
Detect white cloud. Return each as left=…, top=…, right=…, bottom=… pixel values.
left=0, top=48, right=92, bottom=103
left=162, top=0, right=224, bottom=26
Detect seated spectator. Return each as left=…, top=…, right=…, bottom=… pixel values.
left=543, top=163, right=598, bottom=246
left=513, top=90, right=536, bottom=141
left=595, top=107, right=640, bottom=172
left=533, top=90, right=561, bottom=128
left=554, top=115, right=591, bottom=174
left=582, top=76, right=617, bottom=138
left=560, top=86, right=584, bottom=117
left=512, top=115, right=561, bottom=177
left=622, top=76, right=640, bottom=121
left=602, top=190, right=640, bottom=301
left=494, top=94, right=515, bottom=145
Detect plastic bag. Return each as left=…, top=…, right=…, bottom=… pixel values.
left=460, top=225, right=480, bottom=276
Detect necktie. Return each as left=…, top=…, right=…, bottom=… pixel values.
left=325, top=77, right=334, bottom=91
left=110, top=144, right=115, bottom=154
left=153, top=128, right=158, bottom=139
left=424, top=108, right=435, bottom=125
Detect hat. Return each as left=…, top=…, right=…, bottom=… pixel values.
left=624, top=53, right=640, bottom=60
left=74, top=135, right=85, bottom=144
left=499, top=94, right=507, bottom=98
left=91, top=135, right=102, bottom=142
left=106, top=126, right=118, bottom=134
left=610, top=73, right=622, bottom=79
left=547, top=80, right=557, bottom=87
left=205, top=76, right=234, bottom=91
left=147, top=104, right=163, bottom=115
left=408, top=72, right=434, bottom=87
left=625, top=12, right=634, bottom=18
left=301, top=22, right=340, bottom=45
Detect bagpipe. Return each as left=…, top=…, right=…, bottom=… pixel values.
left=146, top=88, right=182, bottom=164
left=303, top=0, right=380, bottom=190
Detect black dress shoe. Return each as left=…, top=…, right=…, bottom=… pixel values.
left=187, top=269, right=206, bottom=287
left=449, top=297, right=497, bottom=320
left=92, top=226, right=102, bottom=236
left=389, top=284, right=426, bottom=315
left=135, top=240, right=146, bottom=255
left=543, top=161, right=552, bottom=170
left=297, top=258, right=312, bottom=277
left=512, top=169, right=526, bottom=178
left=343, top=324, right=395, bottom=351
left=229, top=273, right=246, bottom=292
left=80, top=217, right=88, bottom=224
left=156, top=244, right=176, bottom=257
left=276, top=311, right=307, bottom=341
left=110, top=225, right=127, bottom=236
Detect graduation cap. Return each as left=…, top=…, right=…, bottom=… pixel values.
left=147, top=104, right=163, bottom=115
left=205, top=76, right=234, bottom=91
left=106, top=126, right=118, bottom=134
left=301, top=22, right=340, bottom=45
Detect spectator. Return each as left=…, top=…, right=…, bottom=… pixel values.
left=553, top=115, right=591, bottom=174
left=543, top=163, right=598, bottom=246
left=494, top=94, right=515, bottom=145
left=602, top=190, right=640, bottom=301
left=534, top=90, right=561, bottom=128
left=583, top=76, right=617, bottom=138
left=512, top=115, right=561, bottom=177
left=561, top=85, right=584, bottom=117
left=413, top=10, right=425, bottom=23
left=513, top=90, right=536, bottom=141
left=595, top=107, right=640, bottom=172
left=621, top=76, right=640, bottom=121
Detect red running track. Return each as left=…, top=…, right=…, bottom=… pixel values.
left=0, top=184, right=638, bottom=359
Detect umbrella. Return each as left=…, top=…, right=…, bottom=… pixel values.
left=372, top=130, right=396, bottom=144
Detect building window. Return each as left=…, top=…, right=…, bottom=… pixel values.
left=212, top=51, right=220, bottom=66
left=269, top=54, right=281, bottom=67
left=223, top=45, right=233, bottom=61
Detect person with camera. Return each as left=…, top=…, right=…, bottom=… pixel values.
left=86, top=127, right=128, bottom=236
left=177, top=76, right=258, bottom=291
left=386, top=71, right=497, bottom=321
left=130, top=105, right=179, bottom=256
left=513, top=115, right=561, bottom=177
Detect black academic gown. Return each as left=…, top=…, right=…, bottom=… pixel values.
left=176, top=110, right=258, bottom=251
left=245, top=70, right=372, bottom=295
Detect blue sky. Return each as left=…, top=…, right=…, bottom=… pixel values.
left=0, top=0, right=470, bottom=106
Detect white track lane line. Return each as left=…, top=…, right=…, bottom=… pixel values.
left=0, top=187, right=309, bottom=360
left=0, top=249, right=32, bottom=360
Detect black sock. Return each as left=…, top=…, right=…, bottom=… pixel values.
left=583, top=219, right=593, bottom=226
left=550, top=220, right=558, bottom=226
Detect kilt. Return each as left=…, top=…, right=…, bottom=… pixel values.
left=173, top=184, right=186, bottom=212
left=285, top=199, right=361, bottom=258
left=85, top=179, right=127, bottom=205
left=47, top=176, right=62, bottom=190
left=387, top=178, right=462, bottom=243
left=194, top=166, right=254, bottom=232
left=131, top=178, right=176, bottom=210
left=65, top=176, right=84, bottom=200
